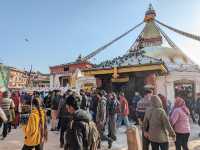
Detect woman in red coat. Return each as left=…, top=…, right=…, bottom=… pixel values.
left=11, top=92, right=21, bottom=128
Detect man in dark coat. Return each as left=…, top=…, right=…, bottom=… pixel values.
left=58, top=90, right=72, bottom=148
left=64, top=95, right=92, bottom=150
left=80, top=89, right=90, bottom=111
left=51, top=90, right=61, bottom=131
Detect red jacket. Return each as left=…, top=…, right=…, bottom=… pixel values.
left=119, top=96, right=129, bottom=116
left=11, top=94, right=20, bottom=112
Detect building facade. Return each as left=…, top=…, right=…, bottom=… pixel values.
left=1, top=66, right=50, bottom=90
left=8, top=67, right=28, bottom=89
left=49, top=60, right=96, bottom=90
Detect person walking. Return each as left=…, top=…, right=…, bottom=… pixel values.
left=170, top=97, right=190, bottom=150
left=1, top=91, right=15, bottom=140
left=21, top=97, right=47, bottom=150
left=43, top=91, right=52, bottom=124
left=80, top=89, right=90, bottom=111
left=57, top=90, right=72, bottom=148
left=136, top=89, right=153, bottom=150
left=50, top=90, right=61, bottom=131
left=107, top=92, right=119, bottom=141
left=64, top=95, right=99, bottom=150
left=118, top=92, right=129, bottom=127
left=96, top=91, right=113, bottom=149
left=132, top=92, right=141, bottom=125
left=11, top=91, right=21, bottom=128
left=143, top=95, right=176, bottom=150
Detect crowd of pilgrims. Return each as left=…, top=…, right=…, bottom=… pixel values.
left=0, top=88, right=200, bottom=150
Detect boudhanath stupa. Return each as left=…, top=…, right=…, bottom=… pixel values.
left=90, top=4, right=200, bottom=101
left=132, top=4, right=200, bottom=101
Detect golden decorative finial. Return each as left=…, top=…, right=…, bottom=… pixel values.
left=144, top=3, right=156, bottom=22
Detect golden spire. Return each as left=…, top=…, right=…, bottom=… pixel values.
left=144, top=3, right=156, bottom=22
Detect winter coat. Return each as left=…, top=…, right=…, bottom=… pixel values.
left=119, top=96, right=129, bottom=116
left=22, top=108, right=45, bottom=146
left=57, top=97, right=70, bottom=119
left=96, top=96, right=107, bottom=126
left=12, top=95, right=20, bottom=112
left=1, top=98, right=15, bottom=121
left=43, top=95, right=52, bottom=109
left=132, top=95, right=141, bottom=108
left=143, top=95, right=175, bottom=143
left=80, top=94, right=90, bottom=110
left=51, top=95, right=61, bottom=110
left=196, top=99, right=200, bottom=114
left=170, top=107, right=190, bottom=134
left=107, top=98, right=119, bottom=115
left=136, top=95, right=151, bottom=121
left=65, top=109, right=92, bottom=150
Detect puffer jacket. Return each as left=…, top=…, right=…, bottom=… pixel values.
left=65, top=109, right=92, bottom=150
left=143, top=95, right=175, bottom=143
left=22, top=108, right=45, bottom=146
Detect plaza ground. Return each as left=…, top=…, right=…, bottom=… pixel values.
left=0, top=123, right=200, bottom=150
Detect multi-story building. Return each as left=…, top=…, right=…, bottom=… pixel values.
left=50, top=58, right=96, bottom=90
left=32, top=72, right=50, bottom=88
left=8, top=67, right=28, bottom=89
left=1, top=66, right=50, bottom=90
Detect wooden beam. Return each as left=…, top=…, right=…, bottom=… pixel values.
left=83, top=64, right=168, bottom=76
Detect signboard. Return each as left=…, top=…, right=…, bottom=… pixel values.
left=0, top=64, right=9, bottom=92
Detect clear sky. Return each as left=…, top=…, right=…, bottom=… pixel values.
left=0, top=0, right=200, bottom=73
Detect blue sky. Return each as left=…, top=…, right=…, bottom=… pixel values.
left=0, top=0, right=200, bottom=73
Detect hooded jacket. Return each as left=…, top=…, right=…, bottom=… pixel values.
left=22, top=108, right=45, bottom=146
left=96, top=96, right=107, bottom=125
left=143, top=95, right=175, bottom=143
left=65, top=109, right=92, bottom=150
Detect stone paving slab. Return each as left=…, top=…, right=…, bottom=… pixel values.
left=0, top=126, right=200, bottom=150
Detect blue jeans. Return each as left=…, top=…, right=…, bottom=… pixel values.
left=117, top=115, right=129, bottom=127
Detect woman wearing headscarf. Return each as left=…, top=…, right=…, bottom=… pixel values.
left=170, top=97, right=190, bottom=150
left=22, top=98, right=47, bottom=150
left=143, top=95, right=175, bottom=150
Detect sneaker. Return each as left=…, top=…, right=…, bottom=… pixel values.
left=108, top=139, right=113, bottom=149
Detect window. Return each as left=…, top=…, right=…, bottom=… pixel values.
left=64, top=67, right=69, bottom=72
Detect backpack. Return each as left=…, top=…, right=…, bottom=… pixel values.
left=108, top=100, right=119, bottom=115
left=87, top=121, right=101, bottom=150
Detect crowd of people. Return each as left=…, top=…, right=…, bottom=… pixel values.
left=0, top=88, right=200, bottom=150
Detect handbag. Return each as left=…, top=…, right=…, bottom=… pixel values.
left=9, top=108, right=15, bottom=122
left=0, top=107, right=7, bottom=122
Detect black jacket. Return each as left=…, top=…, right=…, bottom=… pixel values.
left=80, top=95, right=90, bottom=110
left=65, top=109, right=92, bottom=150
left=51, top=95, right=61, bottom=110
